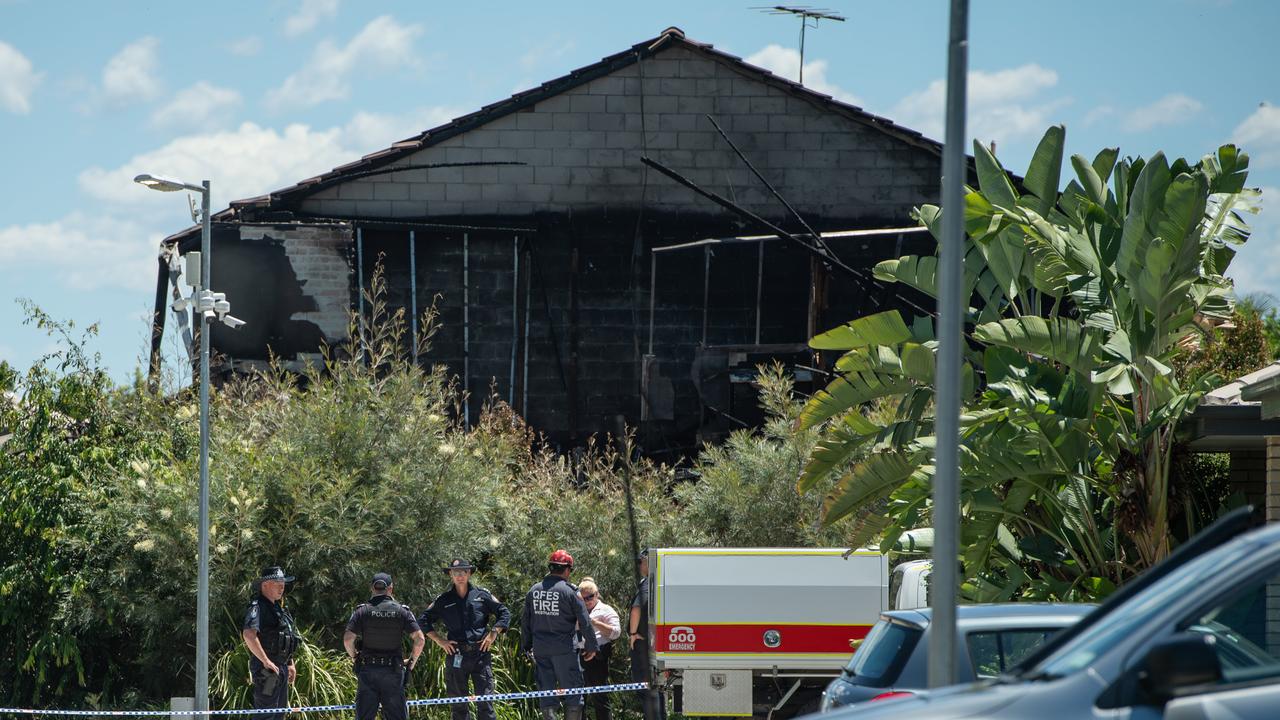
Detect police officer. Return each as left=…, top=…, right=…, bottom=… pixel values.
left=344, top=573, right=426, bottom=720
left=628, top=550, right=662, bottom=720
left=419, top=559, right=512, bottom=720
left=242, top=566, right=302, bottom=720
left=521, top=550, right=598, bottom=720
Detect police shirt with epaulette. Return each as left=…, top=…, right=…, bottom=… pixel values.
left=243, top=595, right=301, bottom=661
left=419, top=584, right=512, bottom=644
left=346, top=595, right=421, bottom=660
left=520, top=575, right=598, bottom=657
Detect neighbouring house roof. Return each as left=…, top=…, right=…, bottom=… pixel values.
left=1201, top=362, right=1280, bottom=407
left=1186, top=361, right=1280, bottom=451
left=165, top=26, right=950, bottom=246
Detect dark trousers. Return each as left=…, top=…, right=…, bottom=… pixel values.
left=250, top=656, right=290, bottom=720
left=534, top=651, right=585, bottom=708
left=355, top=665, right=407, bottom=720
left=629, top=643, right=664, bottom=720
left=445, top=649, right=496, bottom=720
left=581, top=642, right=613, bottom=720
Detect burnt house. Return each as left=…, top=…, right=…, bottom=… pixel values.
left=153, top=27, right=949, bottom=454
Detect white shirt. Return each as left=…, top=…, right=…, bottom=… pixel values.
left=578, top=600, right=621, bottom=647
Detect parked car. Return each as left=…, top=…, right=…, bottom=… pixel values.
left=819, top=603, right=1091, bottom=711
left=818, top=506, right=1280, bottom=719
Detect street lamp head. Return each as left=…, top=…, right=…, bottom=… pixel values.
left=134, top=173, right=202, bottom=193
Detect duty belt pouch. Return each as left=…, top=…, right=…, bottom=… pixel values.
left=260, top=670, right=280, bottom=696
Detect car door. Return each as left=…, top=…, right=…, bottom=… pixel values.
left=1145, top=559, right=1280, bottom=718
left=1163, top=682, right=1280, bottom=719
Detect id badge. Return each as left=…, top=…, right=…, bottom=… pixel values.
left=452, top=653, right=463, bottom=668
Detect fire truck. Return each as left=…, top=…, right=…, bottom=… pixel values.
left=646, top=548, right=927, bottom=718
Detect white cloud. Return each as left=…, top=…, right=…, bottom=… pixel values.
left=1, top=105, right=452, bottom=294
left=1226, top=185, right=1280, bottom=297
left=227, top=36, right=263, bottom=57
left=78, top=106, right=457, bottom=209
left=340, top=106, right=460, bottom=152
left=0, top=211, right=161, bottom=291
left=744, top=44, right=862, bottom=106
left=102, top=37, right=162, bottom=106
left=78, top=121, right=354, bottom=210
left=1082, top=105, right=1115, bottom=127
left=519, top=38, right=575, bottom=72
left=0, top=41, right=42, bottom=114
left=266, top=16, right=421, bottom=110
left=151, top=82, right=242, bottom=130
left=285, top=0, right=340, bottom=37
left=890, top=64, right=1064, bottom=146
left=1233, top=102, right=1280, bottom=168
left=1122, top=93, right=1203, bottom=132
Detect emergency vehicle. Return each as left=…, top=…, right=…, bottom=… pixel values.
left=646, top=548, right=927, bottom=718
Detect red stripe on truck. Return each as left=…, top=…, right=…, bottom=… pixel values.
left=654, top=624, right=871, bottom=654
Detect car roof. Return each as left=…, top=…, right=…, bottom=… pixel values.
left=883, top=603, right=1094, bottom=629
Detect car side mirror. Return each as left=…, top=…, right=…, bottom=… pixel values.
left=1138, top=633, right=1222, bottom=704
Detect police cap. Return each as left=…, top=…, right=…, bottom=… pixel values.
left=443, top=558, right=476, bottom=573
left=259, top=566, right=295, bottom=583
left=371, top=572, right=393, bottom=589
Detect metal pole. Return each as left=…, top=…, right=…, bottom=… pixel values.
left=356, top=226, right=365, bottom=361
left=409, top=231, right=418, bottom=362
left=510, top=236, right=519, bottom=406
left=647, top=253, right=656, bottom=356
left=702, top=246, right=711, bottom=345
left=522, top=244, right=531, bottom=416
left=463, top=233, right=471, bottom=429
left=929, top=0, right=968, bottom=690
left=798, top=18, right=806, bottom=84
left=755, top=240, right=764, bottom=345
left=196, top=180, right=211, bottom=713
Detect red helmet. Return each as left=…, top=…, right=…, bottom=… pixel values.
left=549, top=549, right=574, bottom=567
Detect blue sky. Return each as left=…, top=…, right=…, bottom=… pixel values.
left=1, top=0, right=1278, bottom=381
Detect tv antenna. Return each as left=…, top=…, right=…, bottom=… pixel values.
left=755, top=6, right=845, bottom=84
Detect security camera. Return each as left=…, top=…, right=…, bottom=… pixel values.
left=221, top=315, right=246, bottom=329
left=202, top=309, right=217, bottom=321
left=171, top=296, right=191, bottom=313
left=214, top=299, right=231, bottom=316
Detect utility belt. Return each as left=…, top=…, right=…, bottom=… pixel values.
left=356, top=654, right=402, bottom=668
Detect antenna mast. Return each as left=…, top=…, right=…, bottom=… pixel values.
left=756, top=5, right=846, bottom=84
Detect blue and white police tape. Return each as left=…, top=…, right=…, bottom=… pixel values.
left=0, top=682, right=650, bottom=716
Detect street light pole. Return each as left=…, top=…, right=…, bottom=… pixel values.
left=195, top=179, right=211, bottom=714
left=136, top=173, right=243, bottom=713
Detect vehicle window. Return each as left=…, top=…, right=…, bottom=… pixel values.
left=845, top=619, right=923, bottom=688
left=1035, top=546, right=1230, bottom=678
left=967, top=629, right=1058, bottom=678
left=1182, top=572, right=1280, bottom=685
left=889, top=568, right=904, bottom=611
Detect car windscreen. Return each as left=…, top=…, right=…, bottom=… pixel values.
left=844, top=618, right=923, bottom=687
left=1032, top=541, right=1236, bottom=678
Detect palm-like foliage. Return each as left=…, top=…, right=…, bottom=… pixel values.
left=799, top=125, right=1259, bottom=599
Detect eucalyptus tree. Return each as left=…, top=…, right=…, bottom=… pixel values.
left=798, top=126, right=1259, bottom=599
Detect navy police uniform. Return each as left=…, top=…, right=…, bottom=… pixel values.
left=419, top=559, right=512, bottom=720
left=346, top=586, right=421, bottom=720
left=242, top=567, right=301, bottom=720
left=630, top=552, right=663, bottom=720
left=521, top=550, right=597, bottom=719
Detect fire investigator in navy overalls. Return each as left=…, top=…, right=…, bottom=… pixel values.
left=419, top=558, right=512, bottom=720
left=242, top=566, right=302, bottom=720
left=344, top=572, right=425, bottom=720
left=521, top=550, right=598, bottom=720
